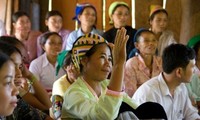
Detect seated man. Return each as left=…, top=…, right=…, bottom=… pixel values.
left=133, top=44, right=200, bottom=120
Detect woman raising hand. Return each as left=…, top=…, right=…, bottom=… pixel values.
left=61, top=28, right=138, bottom=120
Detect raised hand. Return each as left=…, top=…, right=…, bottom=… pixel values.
left=113, top=27, right=129, bottom=65
left=108, top=27, right=129, bottom=92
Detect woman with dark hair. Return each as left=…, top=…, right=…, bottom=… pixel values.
left=124, top=28, right=162, bottom=97
left=0, top=36, right=29, bottom=65
left=149, top=5, right=176, bottom=56
left=65, top=3, right=103, bottom=51
left=12, top=11, right=42, bottom=63
left=0, top=52, right=18, bottom=119
left=61, top=28, right=139, bottom=119
left=37, top=10, right=71, bottom=57
left=0, top=36, right=51, bottom=111
left=102, top=1, right=137, bottom=58
left=50, top=50, right=80, bottom=119
left=0, top=41, right=52, bottom=120
left=29, top=32, right=65, bottom=96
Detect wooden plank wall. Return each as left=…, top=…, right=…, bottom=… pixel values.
left=0, top=0, right=200, bottom=43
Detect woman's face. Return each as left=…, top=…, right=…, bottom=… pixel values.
left=78, top=7, right=96, bottom=27
left=135, top=32, right=158, bottom=56
left=111, top=6, right=130, bottom=28
left=13, top=15, right=31, bottom=34
left=10, top=52, right=24, bottom=88
left=43, top=34, right=62, bottom=57
left=0, top=60, right=18, bottom=116
left=82, top=44, right=112, bottom=81
left=150, top=12, right=168, bottom=33
left=45, top=15, right=63, bottom=33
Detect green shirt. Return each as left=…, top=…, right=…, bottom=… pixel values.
left=61, top=77, right=138, bottom=120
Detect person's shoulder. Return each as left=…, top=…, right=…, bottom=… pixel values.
left=162, top=30, right=174, bottom=36
left=125, top=26, right=137, bottom=31
left=54, top=75, right=68, bottom=85
left=59, top=29, right=71, bottom=35
left=30, top=54, right=44, bottom=65
left=30, top=30, right=42, bottom=36
left=126, top=56, right=139, bottom=66
left=68, top=30, right=79, bottom=37
left=104, top=27, right=116, bottom=34
left=139, top=76, right=160, bottom=90
left=93, top=28, right=103, bottom=35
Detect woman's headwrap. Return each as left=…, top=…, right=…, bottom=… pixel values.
left=108, top=1, right=129, bottom=24
left=187, top=35, right=200, bottom=48
left=56, top=50, right=69, bottom=76
left=72, top=33, right=107, bottom=70
left=72, top=3, right=96, bottom=23
left=149, top=5, right=165, bottom=17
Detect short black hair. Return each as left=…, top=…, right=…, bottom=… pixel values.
left=0, top=52, right=11, bottom=69
left=39, top=32, right=62, bottom=54
left=0, top=42, right=22, bottom=59
left=45, top=10, right=63, bottom=20
left=12, top=11, right=30, bottom=23
left=162, top=44, right=195, bottom=73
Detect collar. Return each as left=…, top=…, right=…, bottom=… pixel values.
left=77, top=27, right=97, bottom=36
left=159, top=73, right=182, bottom=97
left=137, top=54, right=159, bottom=71
left=42, top=53, right=50, bottom=68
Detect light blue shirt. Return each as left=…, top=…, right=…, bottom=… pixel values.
left=65, top=28, right=103, bottom=50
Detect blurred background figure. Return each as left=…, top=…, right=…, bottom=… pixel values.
left=37, top=10, right=71, bottom=57
left=149, top=5, right=176, bottom=56
left=65, top=3, right=103, bottom=51
left=103, top=1, right=137, bottom=58
left=12, top=11, right=42, bottom=64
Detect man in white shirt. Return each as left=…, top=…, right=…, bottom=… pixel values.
left=133, top=44, right=200, bottom=120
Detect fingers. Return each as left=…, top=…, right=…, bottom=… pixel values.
left=115, top=27, right=129, bottom=47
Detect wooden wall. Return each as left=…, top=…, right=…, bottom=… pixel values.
left=51, top=0, right=200, bottom=44
left=0, top=0, right=200, bottom=43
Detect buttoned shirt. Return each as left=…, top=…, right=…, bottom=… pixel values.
left=29, top=53, right=65, bottom=91
left=124, top=54, right=162, bottom=97
left=133, top=73, right=200, bottom=120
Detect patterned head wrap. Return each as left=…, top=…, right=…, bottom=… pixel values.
left=72, top=33, right=107, bottom=70
left=108, top=1, right=129, bottom=24
left=149, top=5, right=165, bottom=17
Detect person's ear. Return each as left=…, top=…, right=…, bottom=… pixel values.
left=45, top=20, right=48, bottom=26
left=78, top=14, right=81, bottom=22
left=41, top=44, right=46, bottom=51
left=12, top=22, right=16, bottom=28
left=134, top=42, right=139, bottom=49
left=175, top=67, right=183, bottom=78
left=149, top=20, right=153, bottom=26
left=80, top=57, right=88, bottom=67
